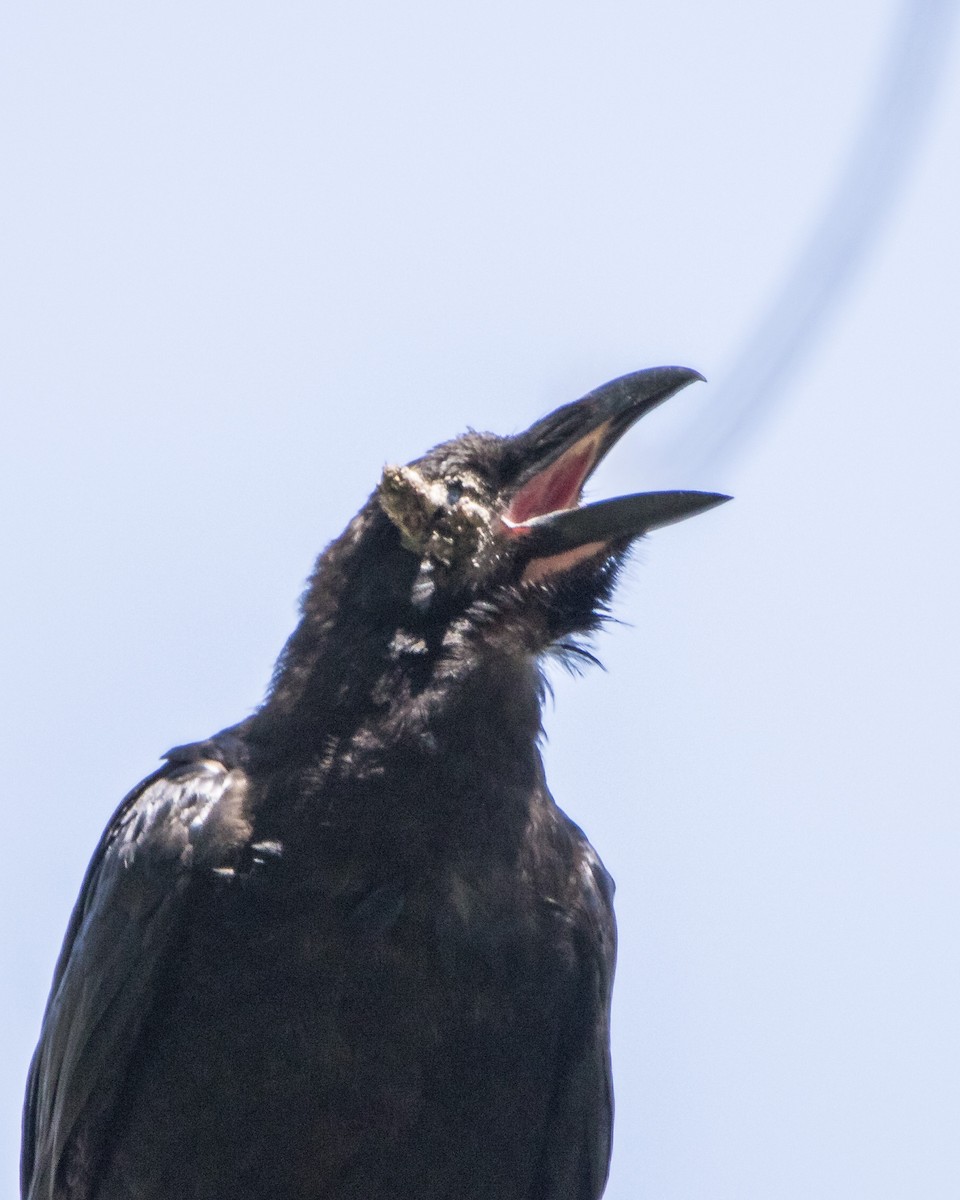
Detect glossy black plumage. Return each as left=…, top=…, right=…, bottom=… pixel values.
left=23, top=367, right=727, bottom=1200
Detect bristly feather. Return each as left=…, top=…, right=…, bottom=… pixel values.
left=548, top=640, right=606, bottom=676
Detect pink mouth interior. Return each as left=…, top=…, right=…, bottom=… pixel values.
left=504, top=425, right=608, bottom=529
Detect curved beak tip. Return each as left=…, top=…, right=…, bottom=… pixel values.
left=506, top=366, right=727, bottom=562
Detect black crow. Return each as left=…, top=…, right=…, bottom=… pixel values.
left=23, top=366, right=728, bottom=1200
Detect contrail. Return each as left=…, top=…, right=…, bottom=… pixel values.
left=666, top=0, right=959, bottom=479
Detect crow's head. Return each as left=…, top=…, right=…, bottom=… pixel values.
left=373, top=366, right=728, bottom=638
left=262, top=366, right=728, bottom=732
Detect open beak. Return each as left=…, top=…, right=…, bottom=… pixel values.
left=502, top=366, right=730, bottom=577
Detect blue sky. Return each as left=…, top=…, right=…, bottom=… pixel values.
left=2, top=3, right=958, bottom=1196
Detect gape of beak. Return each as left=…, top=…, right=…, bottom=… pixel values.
left=501, top=366, right=730, bottom=580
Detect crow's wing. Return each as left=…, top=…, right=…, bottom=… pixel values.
left=533, top=838, right=617, bottom=1200
left=22, top=757, right=252, bottom=1200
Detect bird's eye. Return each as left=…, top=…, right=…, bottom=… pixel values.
left=446, top=480, right=464, bottom=505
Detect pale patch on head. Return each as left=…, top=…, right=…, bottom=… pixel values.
left=378, top=464, right=450, bottom=554
left=377, top=462, right=496, bottom=574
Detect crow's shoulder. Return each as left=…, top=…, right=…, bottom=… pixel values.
left=22, top=724, right=255, bottom=1200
